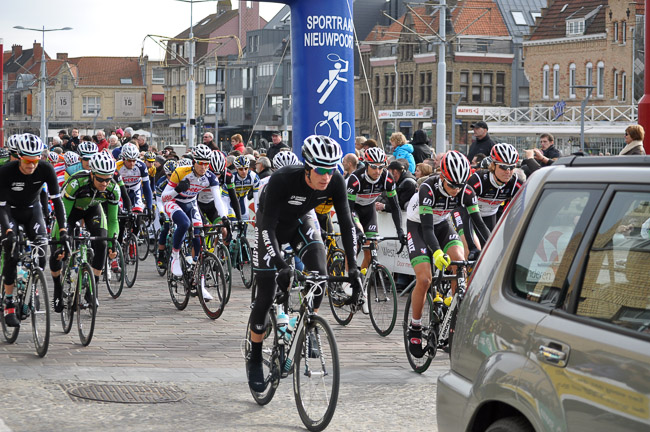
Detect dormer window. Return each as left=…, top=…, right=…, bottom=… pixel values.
left=120, top=78, right=133, bottom=85
left=566, top=19, right=585, bottom=36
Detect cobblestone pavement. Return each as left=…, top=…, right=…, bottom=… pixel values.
left=0, top=255, right=448, bottom=431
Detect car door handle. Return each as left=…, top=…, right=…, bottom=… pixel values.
left=538, top=344, right=569, bottom=367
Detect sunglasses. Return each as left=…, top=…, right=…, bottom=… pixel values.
left=125, top=159, right=137, bottom=163
left=496, top=163, right=516, bottom=171
left=313, top=167, right=335, bottom=176
left=624, top=132, right=629, bottom=136
left=21, top=157, right=40, bottom=166
left=444, top=179, right=464, bottom=190
left=195, top=161, right=210, bottom=166
left=94, top=176, right=112, bottom=184
left=368, top=163, right=385, bottom=170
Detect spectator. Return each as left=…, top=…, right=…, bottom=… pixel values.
left=70, top=128, right=81, bottom=149
left=137, top=134, right=149, bottom=152
left=620, top=125, right=646, bottom=155
left=377, top=160, right=417, bottom=212
left=342, top=153, right=358, bottom=178
left=51, top=136, right=63, bottom=151
left=266, top=131, right=289, bottom=166
left=108, top=135, right=121, bottom=150
left=534, top=133, right=560, bottom=166
left=62, top=135, right=73, bottom=152
left=58, top=129, right=67, bottom=141
left=362, top=138, right=378, bottom=150
left=96, top=130, right=109, bottom=151
left=355, top=136, right=367, bottom=151
left=415, top=162, right=433, bottom=180
left=115, top=128, right=124, bottom=142
left=411, top=129, right=432, bottom=164
left=471, top=153, right=486, bottom=168
left=467, top=121, right=495, bottom=162
left=389, top=132, right=415, bottom=173
left=255, top=156, right=272, bottom=179
left=122, top=127, right=134, bottom=145
left=202, top=132, right=217, bottom=150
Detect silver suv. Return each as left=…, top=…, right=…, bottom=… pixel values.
left=437, top=156, right=650, bottom=432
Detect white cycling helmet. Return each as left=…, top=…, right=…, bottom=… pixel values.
left=490, top=143, right=519, bottom=165
left=178, top=157, right=193, bottom=167
left=90, top=152, right=116, bottom=176
left=273, top=150, right=301, bottom=169
left=192, top=144, right=212, bottom=162
left=121, top=143, right=140, bottom=160
left=301, top=135, right=342, bottom=169
left=78, top=141, right=98, bottom=159
left=440, top=151, right=471, bottom=187
left=17, top=134, right=45, bottom=158
left=64, top=151, right=80, bottom=167
left=210, top=150, right=226, bottom=174
left=6, top=134, right=21, bottom=154
left=364, top=147, right=387, bottom=165
left=47, top=151, right=61, bottom=164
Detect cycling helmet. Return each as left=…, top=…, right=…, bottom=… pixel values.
left=490, top=143, right=519, bottom=165
left=178, top=157, right=193, bottom=167
left=0, top=148, right=10, bottom=159
left=192, top=144, right=212, bottom=162
left=480, top=156, right=492, bottom=169
left=440, top=151, right=471, bottom=186
left=77, top=141, right=98, bottom=159
left=364, top=147, right=387, bottom=165
left=233, top=155, right=250, bottom=169
left=89, top=151, right=116, bottom=176
left=64, top=151, right=80, bottom=166
left=47, top=151, right=61, bottom=164
left=163, top=159, right=178, bottom=176
left=121, top=143, right=140, bottom=160
left=301, top=135, right=342, bottom=169
left=272, top=151, right=301, bottom=169
left=210, top=150, right=226, bottom=174
left=6, top=135, right=21, bottom=154
left=17, top=133, right=45, bottom=157
left=144, top=151, right=156, bottom=162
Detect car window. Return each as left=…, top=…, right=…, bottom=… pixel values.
left=577, top=192, right=650, bottom=333
left=512, top=189, right=599, bottom=306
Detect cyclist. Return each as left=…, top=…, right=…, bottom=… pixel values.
left=197, top=150, right=242, bottom=227
left=63, top=151, right=83, bottom=178
left=116, top=143, right=152, bottom=214
left=211, top=151, right=242, bottom=223
left=49, top=152, right=121, bottom=311
left=467, top=143, right=522, bottom=231
left=247, top=135, right=361, bottom=393
left=254, top=150, right=302, bottom=209
left=0, top=134, right=68, bottom=326
left=154, top=159, right=177, bottom=269
left=404, top=151, right=491, bottom=358
left=346, top=147, right=407, bottom=270
left=77, top=141, right=99, bottom=171
left=47, top=151, right=66, bottom=188
left=5, top=134, right=21, bottom=162
left=232, top=155, right=260, bottom=220
left=161, top=144, right=230, bottom=287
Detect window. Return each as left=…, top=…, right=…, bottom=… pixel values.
left=621, top=72, right=627, bottom=101
left=172, top=96, right=177, bottom=115
left=613, top=69, right=619, bottom=99
left=198, top=67, right=204, bottom=84
left=206, top=94, right=216, bottom=114
left=421, top=71, right=432, bottom=104
left=511, top=11, right=527, bottom=25
left=586, top=62, right=593, bottom=88
left=543, top=65, right=549, bottom=99
left=496, top=72, right=505, bottom=104
left=622, top=21, right=627, bottom=43
left=258, top=63, right=274, bottom=77
left=613, top=22, right=619, bottom=42
left=230, top=96, right=243, bottom=109
left=577, top=192, right=650, bottom=332
left=446, top=71, right=453, bottom=103
left=171, top=43, right=177, bottom=60
left=567, top=19, right=585, bottom=35
left=120, top=78, right=132, bottom=85
left=512, top=189, right=601, bottom=305
left=152, top=68, right=164, bottom=85
left=374, top=74, right=380, bottom=103
left=82, top=96, right=101, bottom=116
left=242, top=67, right=254, bottom=90
left=569, top=63, right=576, bottom=98
left=531, top=12, right=541, bottom=22
left=597, top=61, right=605, bottom=97
left=172, top=69, right=178, bottom=86
left=206, top=68, right=216, bottom=85
left=270, top=95, right=283, bottom=116
left=399, top=72, right=413, bottom=104
left=553, top=64, right=560, bottom=99
left=460, top=71, right=469, bottom=102
left=181, top=68, right=187, bottom=85
left=482, top=72, right=492, bottom=103
left=181, top=95, right=185, bottom=114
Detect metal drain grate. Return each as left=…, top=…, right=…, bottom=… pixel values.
left=66, top=383, right=186, bottom=404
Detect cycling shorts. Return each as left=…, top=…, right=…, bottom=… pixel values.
left=406, top=219, right=462, bottom=267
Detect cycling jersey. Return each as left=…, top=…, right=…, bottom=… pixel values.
left=52, top=162, right=66, bottom=188
left=468, top=169, right=522, bottom=217
left=162, top=166, right=227, bottom=218
left=216, top=170, right=242, bottom=220
left=233, top=169, right=260, bottom=199
left=347, top=167, right=402, bottom=236
left=314, top=197, right=334, bottom=215
left=116, top=159, right=152, bottom=211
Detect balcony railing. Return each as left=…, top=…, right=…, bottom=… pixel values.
left=482, top=105, right=637, bottom=124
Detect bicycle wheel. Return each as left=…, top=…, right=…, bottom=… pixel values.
left=76, top=263, right=96, bottom=346
left=123, top=234, right=139, bottom=288
left=137, top=227, right=150, bottom=261
left=245, top=310, right=280, bottom=405
left=216, top=242, right=232, bottom=303
left=403, top=291, right=436, bottom=373
left=197, top=253, right=227, bottom=320
left=105, top=242, right=125, bottom=299
left=167, top=254, right=190, bottom=310
left=30, top=268, right=50, bottom=357
left=326, top=251, right=354, bottom=326
left=0, top=278, right=20, bottom=344
left=148, top=225, right=157, bottom=254
left=293, top=314, right=340, bottom=432
left=239, top=237, right=254, bottom=289
left=367, top=264, right=398, bottom=337
left=60, top=259, right=75, bottom=334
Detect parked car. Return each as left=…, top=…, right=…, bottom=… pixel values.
left=437, top=156, right=650, bottom=432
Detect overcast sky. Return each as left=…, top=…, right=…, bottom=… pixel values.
left=1, top=0, right=285, bottom=60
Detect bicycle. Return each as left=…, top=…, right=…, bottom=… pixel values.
left=250, top=245, right=303, bottom=312
left=58, top=224, right=107, bottom=346
left=166, top=225, right=228, bottom=319
left=118, top=212, right=139, bottom=288
left=135, top=210, right=154, bottom=261
left=327, top=235, right=401, bottom=337
left=203, top=222, right=232, bottom=304
left=102, top=238, right=125, bottom=299
left=402, top=259, right=474, bottom=373
left=244, top=271, right=348, bottom=431
left=229, top=220, right=254, bottom=289
left=0, top=231, right=50, bottom=357
left=155, top=222, right=174, bottom=278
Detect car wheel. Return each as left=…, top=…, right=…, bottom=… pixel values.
left=485, top=416, right=534, bottom=432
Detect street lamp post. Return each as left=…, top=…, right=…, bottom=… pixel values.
left=13, top=25, right=72, bottom=144
left=571, top=84, right=596, bottom=152
left=145, top=105, right=157, bottom=148
left=447, top=91, right=464, bottom=151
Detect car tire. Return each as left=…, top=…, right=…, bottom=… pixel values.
left=485, top=416, right=534, bottom=432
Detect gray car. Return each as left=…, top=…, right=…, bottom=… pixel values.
left=437, top=156, right=650, bottom=432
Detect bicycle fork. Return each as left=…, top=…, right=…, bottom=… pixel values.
left=439, top=292, right=460, bottom=344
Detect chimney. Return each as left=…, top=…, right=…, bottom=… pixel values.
left=12, top=44, right=23, bottom=58
left=217, top=0, right=232, bottom=15
left=57, top=53, right=68, bottom=60
left=32, top=42, right=43, bottom=60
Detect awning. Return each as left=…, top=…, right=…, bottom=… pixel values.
left=151, top=94, right=164, bottom=102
